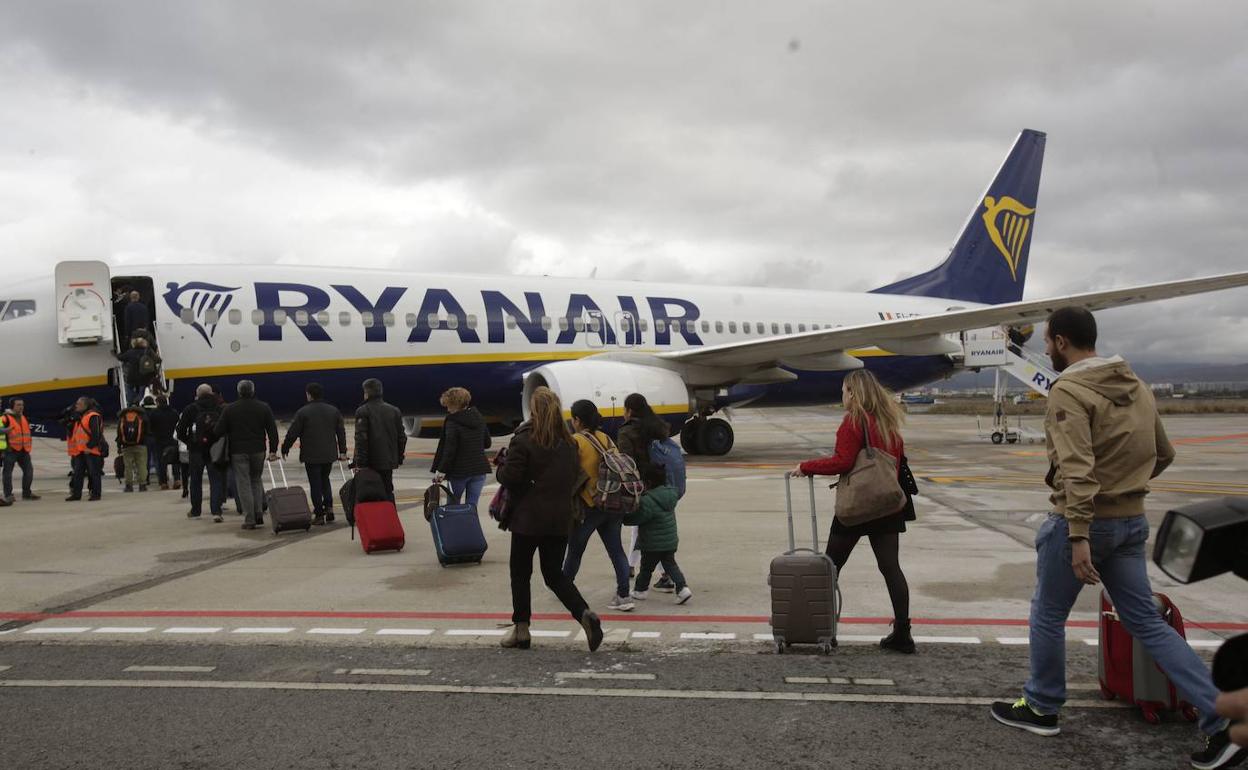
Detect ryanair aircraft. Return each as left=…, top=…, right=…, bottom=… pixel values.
left=3, top=129, right=1246, bottom=455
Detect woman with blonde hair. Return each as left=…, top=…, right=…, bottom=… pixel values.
left=496, top=386, right=604, bottom=652
left=792, top=369, right=917, bottom=654
left=431, top=386, right=491, bottom=511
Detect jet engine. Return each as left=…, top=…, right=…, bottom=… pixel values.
left=521, top=359, right=692, bottom=424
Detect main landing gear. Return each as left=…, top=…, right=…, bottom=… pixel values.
left=680, top=414, right=734, bottom=457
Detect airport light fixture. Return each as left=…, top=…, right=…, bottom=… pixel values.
left=1153, top=497, right=1248, bottom=584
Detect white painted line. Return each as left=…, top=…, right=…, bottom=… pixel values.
left=753, top=634, right=776, bottom=641
left=1189, top=640, right=1224, bottom=649
left=785, top=676, right=828, bottom=684
left=163, top=627, right=223, bottom=634
left=1082, top=639, right=1100, bottom=647
left=231, top=627, right=295, bottom=635
left=1067, top=683, right=1100, bottom=691
left=630, top=631, right=661, bottom=639
left=531, top=630, right=572, bottom=638
left=375, top=629, right=434, bottom=636
left=0, top=665, right=10, bottom=672
left=93, top=627, right=155, bottom=634
left=0, top=678, right=1139, bottom=710
left=827, top=677, right=851, bottom=685
left=24, top=627, right=90, bottom=634
left=341, top=668, right=431, bottom=677
left=679, top=632, right=736, bottom=640
left=997, top=637, right=1030, bottom=645
left=0, top=630, right=16, bottom=635
left=444, top=629, right=506, bottom=637
left=307, top=628, right=366, bottom=636
left=853, top=678, right=895, bottom=687
left=836, top=635, right=881, bottom=643
left=913, top=636, right=981, bottom=645
left=123, top=665, right=216, bottom=673
left=555, top=672, right=657, bottom=681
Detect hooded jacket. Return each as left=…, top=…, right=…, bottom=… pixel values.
left=431, top=407, right=492, bottom=478
left=622, top=485, right=680, bottom=553
left=1044, top=356, right=1175, bottom=539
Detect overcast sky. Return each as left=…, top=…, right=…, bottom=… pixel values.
left=1, top=1, right=1245, bottom=362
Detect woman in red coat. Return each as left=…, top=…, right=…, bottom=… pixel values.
left=791, top=369, right=917, bottom=653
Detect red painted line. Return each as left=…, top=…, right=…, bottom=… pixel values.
left=1173, top=432, right=1248, bottom=445
left=3, top=610, right=1246, bottom=631
left=66, top=282, right=95, bottom=287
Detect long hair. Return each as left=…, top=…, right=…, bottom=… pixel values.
left=570, top=399, right=602, bottom=431
left=624, top=392, right=669, bottom=440
left=842, top=370, right=904, bottom=444
left=529, top=386, right=572, bottom=449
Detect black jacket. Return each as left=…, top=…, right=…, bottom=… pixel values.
left=177, top=394, right=221, bottom=456
left=146, top=405, right=179, bottom=442
left=353, top=396, right=406, bottom=471
left=115, top=347, right=159, bottom=386
left=431, top=408, right=492, bottom=478
left=616, top=416, right=669, bottom=487
left=124, top=301, right=149, bottom=337
left=495, top=422, right=581, bottom=537
left=214, top=396, right=279, bottom=456
left=282, top=400, right=347, bottom=465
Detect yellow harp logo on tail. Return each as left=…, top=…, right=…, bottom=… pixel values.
left=981, top=195, right=1035, bottom=281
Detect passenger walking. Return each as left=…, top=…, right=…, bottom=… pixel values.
left=352, top=378, right=405, bottom=501
left=562, top=400, right=634, bottom=612
left=496, top=386, right=603, bottom=652
left=617, top=393, right=674, bottom=587
left=990, top=307, right=1241, bottom=769
left=114, top=337, right=160, bottom=406
left=65, top=397, right=104, bottom=501
left=791, top=369, right=916, bottom=654
left=214, top=380, right=279, bottom=530
left=2, top=398, right=39, bottom=503
left=145, top=395, right=181, bottom=490
left=430, top=387, right=491, bottom=510
left=281, top=383, right=348, bottom=525
left=116, top=404, right=149, bottom=492
left=123, top=290, right=149, bottom=343
left=624, top=466, right=693, bottom=605
left=177, top=384, right=227, bottom=521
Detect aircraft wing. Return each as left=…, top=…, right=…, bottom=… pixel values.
left=658, top=272, right=1248, bottom=369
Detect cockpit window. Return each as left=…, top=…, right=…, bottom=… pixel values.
left=0, top=300, right=36, bottom=321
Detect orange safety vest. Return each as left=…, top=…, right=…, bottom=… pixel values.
left=3, top=414, right=32, bottom=452
left=68, top=411, right=102, bottom=457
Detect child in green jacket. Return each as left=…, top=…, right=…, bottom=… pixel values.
left=623, top=469, right=692, bottom=604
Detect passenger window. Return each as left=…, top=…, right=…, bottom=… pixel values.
left=727, top=321, right=737, bottom=333
left=506, top=317, right=517, bottom=329
left=339, top=311, right=352, bottom=327
left=204, top=309, right=220, bottom=325
left=294, top=310, right=309, bottom=327
left=714, top=321, right=723, bottom=333
left=445, top=315, right=457, bottom=330
left=573, top=318, right=585, bottom=333
left=756, top=323, right=764, bottom=334
left=558, top=317, right=569, bottom=332
left=685, top=320, right=695, bottom=333
left=405, top=313, right=418, bottom=328
left=587, top=317, right=600, bottom=332
left=315, top=311, right=329, bottom=327
left=361, top=312, right=375, bottom=327
left=639, top=319, right=649, bottom=332
left=540, top=316, right=552, bottom=331
left=655, top=319, right=667, bottom=333
left=619, top=318, right=631, bottom=332
left=784, top=323, right=792, bottom=334
left=770, top=322, right=778, bottom=334
left=383, top=312, right=395, bottom=328
left=701, top=320, right=710, bottom=333
left=228, top=309, right=242, bottom=325
left=180, top=308, right=194, bottom=324
left=426, top=313, right=438, bottom=328
left=252, top=309, right=264, bottom=326
left=273, top=309, right=287, bottom=325
left=466, top=314, right=478, bottom=330
left=797, top=324, right=806, bottom=333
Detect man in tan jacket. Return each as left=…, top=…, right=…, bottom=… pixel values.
left=992, top=307, right=1240, bottom=770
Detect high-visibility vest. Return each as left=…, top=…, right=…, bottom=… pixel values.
left=2, top=414, right=31, bottom=453
left=68, top=411, right=102, bottom=457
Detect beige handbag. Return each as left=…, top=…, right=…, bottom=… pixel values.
left=832, top=419, right=907, bottom=527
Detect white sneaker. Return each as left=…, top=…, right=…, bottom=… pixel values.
left=608, top=594, right=635, bottom=612
left=630, top=590, right=649, bottom=601
left=676, top=587, right=693, bottom=605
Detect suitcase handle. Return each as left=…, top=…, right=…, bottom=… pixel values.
left=265, top=458, right=291, bottom=489
left=337, top=461, right=349, bottom=485
left=783, top=473, right=820, bottom=555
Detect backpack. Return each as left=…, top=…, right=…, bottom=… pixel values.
left=138, top=351, right=158, bottom=378
left=649, top=437, right=687, bottom=499
left=120, top=411, right=144, bottom=446
left=581, top=431, right=644, bottom=515
left=194, top=407, right=220, bottom=449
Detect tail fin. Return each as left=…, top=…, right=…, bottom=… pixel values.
left=872, top=129, right=1046, bottom=305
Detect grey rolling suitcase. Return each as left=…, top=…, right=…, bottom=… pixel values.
left=769, top=474, right=839, bottom=655
left=264, top=460, right=313, bottom=534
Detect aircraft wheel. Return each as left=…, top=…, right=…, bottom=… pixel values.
left=699, top=419, right=734, bottom=456
left=1006, top=434, right=1019, bottom=444
left=991, top=432, right=1004, bottom=445
left=680, top=420, right=704, bottom=455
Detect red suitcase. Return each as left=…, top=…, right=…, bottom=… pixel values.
left=1097, top=591, right=1198, bottom=724
left=355, top=500, right=405, bottom=554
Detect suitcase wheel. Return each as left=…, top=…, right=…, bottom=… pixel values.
left=817, top=641, right=835, bottom=656
left=773, top=639, right=785, bottom=655
left=1140, top=706, right=1160, bottom=725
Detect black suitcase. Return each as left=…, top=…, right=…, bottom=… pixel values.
left=265, top=460, right=312, bottom=534
left=769, top=474, right=840, bottom=655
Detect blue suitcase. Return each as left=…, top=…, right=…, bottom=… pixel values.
left=425, top=484, right=488, bottom=566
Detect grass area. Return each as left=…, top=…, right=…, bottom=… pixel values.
left=923, top=398, right=1248, bottom=416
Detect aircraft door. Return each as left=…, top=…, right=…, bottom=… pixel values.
left=585, top=310, right=605, bottom=349
left=54, top=260, right=114, bottom=347
left=614, top=311, right=638, bottom=348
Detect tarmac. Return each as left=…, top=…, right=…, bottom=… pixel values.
left=2, top=407, right=1245, bottom=768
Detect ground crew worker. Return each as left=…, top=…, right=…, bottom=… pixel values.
left=2, top=397, right=39, bottom=503
left=66, top=397, right=104, bottom=501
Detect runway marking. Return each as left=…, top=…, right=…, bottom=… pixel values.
left=753, top=634, right=776, bottom=641
left=913, top=636, right=981, bottom=645
left=0, top=665, right=10, bottom=672
left=23, top=627, right=90, bottom=634
left=92, top=627, right=155, bottom=634
left=444, top=629, right=506, bottom=637
left=123, top=665, right=215, bottom=673
left=333, top=668, right=430, bottom=677
left=531, top=630, right=572, bottom=638
left=307, top=628, right=366, bottom=636
left=163, top=627, right=223, bottom=634
left=555, top=672, right=656, bottom=681
left=1082, top=639, right=1100, bottom=647
left=852, top=679, right=895, bottom=687
left=231, top=627, right=295, bottom=635
left=784, top=676, right=851, bottom=685
left=837, top=635, right=883, bottom=643
left=375, top=629, right=434, bottom=636
left=0, top=678, right=1138, bottom=710
left=1189, top=640, right=1224, bottom=649
left=997, top=637, right=1029, bottom=645
left=1067, top=683, right=1101, bottom=691
left=680, top=632, right=736, bottom=640
left=630, top=631, right=662, bottom=639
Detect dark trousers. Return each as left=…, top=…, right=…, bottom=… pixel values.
left=69, top=454, right=103, bottom=498
left=188, top=453, right=225, bottom=515
left=510, top=533, right=590, bottom=625
left=150, top=439, right=178, bottom=484
left=3, top=450, right=34, bottom=498
left=377, top=468, right=395, bottom=501
left=305, top=462, right=333, bottom=512
left=635, top=550, right=687, bottom=592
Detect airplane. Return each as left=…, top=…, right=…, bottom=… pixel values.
left=3, top=128, right=1247, bottom=456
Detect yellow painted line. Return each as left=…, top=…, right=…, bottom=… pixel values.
left=0, top=375, right=109, bottom=397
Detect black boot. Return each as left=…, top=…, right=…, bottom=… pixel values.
left=880, top=620, right=916, bottom=654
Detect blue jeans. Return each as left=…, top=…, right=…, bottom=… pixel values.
left=448, top=474, right=487, bottom=509
left=188, top=453, right=225, bottom=515
left=563, top=506, right=631, bottom=598
left=1024, top=514, right=1226, bottom=735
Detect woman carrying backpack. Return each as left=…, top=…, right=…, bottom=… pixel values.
left=496, top=386, right=603, bottom=652
left=430, top=387, right=492, bottom=511
left=562, top=400, right=634, bottom=612
left=617, top=393, right=673, bottom=588
left=791, top=369, right=918, bottom=654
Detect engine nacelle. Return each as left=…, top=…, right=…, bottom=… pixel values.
left=522, top=359, right=692, bottom=421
